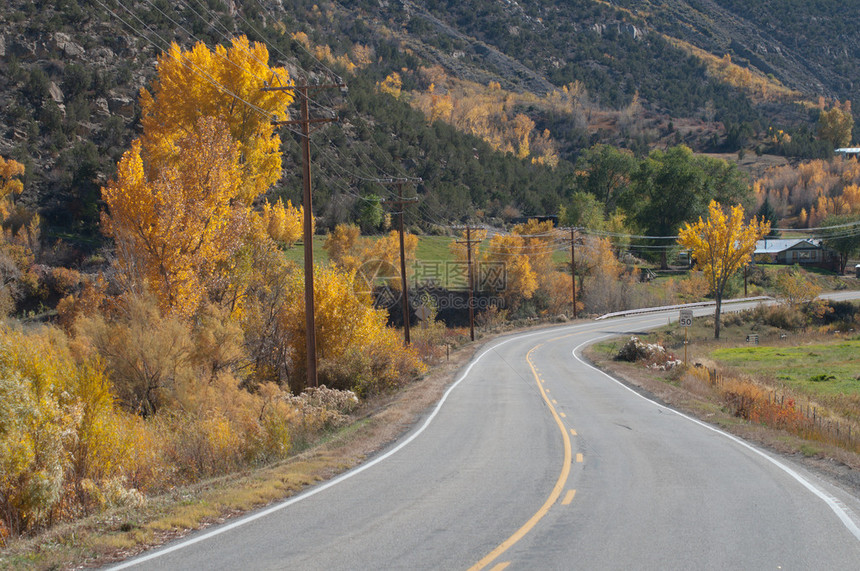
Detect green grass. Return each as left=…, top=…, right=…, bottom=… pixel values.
left=282, top=235, right=456, bottom=267
left=711, top=340, right=860, bottom=397
left=415, top=235, right=454, bottom=264
left=281, top=236, right=329, bottom=265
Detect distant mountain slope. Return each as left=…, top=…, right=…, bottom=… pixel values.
left=615, top=0, right=860, bottom=98
left=1, top=0, right=857, bottom=253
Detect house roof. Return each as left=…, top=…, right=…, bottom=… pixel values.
left=755, top=238, right=821, bottom=254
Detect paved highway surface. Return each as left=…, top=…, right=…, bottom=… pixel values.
left=113, top=298, right=860, bottom=570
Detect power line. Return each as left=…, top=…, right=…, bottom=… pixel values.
left=93, top=0, right=278, bottom=123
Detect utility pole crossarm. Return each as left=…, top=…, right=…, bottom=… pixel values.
left=454, top=225, right=483, bottom=342
left=561, top=226, right=581, bottom=319
left=378, top=179, right=421, bottom=347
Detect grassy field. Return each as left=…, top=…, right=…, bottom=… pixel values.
left=415, top=235, right=455, bottom=264
left=711, top=340, right=860, bottom=397
left=282, top=235, right=455, bottom=267
left=281, top=236, right=329, bottom=265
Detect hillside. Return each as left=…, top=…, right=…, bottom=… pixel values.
left=0, top=0, right=858, bottom=255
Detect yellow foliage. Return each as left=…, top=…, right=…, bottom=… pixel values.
left=679, top=202, right=769, bottom=296
left=362, top=231, right=418, bottom=292
left=325, top=225, right=418, bottom=292
left=774, top=268, right=822, bottom=307
left=139, top=36, right=292, bottom=203
left=260, top=198, right=308, bottom=247
left=512, top=113, right=534, bottom=159
left=0, top=325, right=138, bottom=534
left=102, top=119, right=248, bottom=316
left=818, top=103, right=854, bottom=148
left=541, top=270, right=575, bottom=315
left=378, top=72, right=403, bottom=99
left=449, top=228, right=487, bottom=263
left=481, top=234, right=538, bottom=305
left=753, top=157, right=860, bottom=225
left=512, top=219, right=558, bottom=276
left=324, top=223, right=363, bottom=273
left=0, top=156, right=24, bottom=200
left=679, top=201, right=770, bottom=337
left=676, top=271, right=710, bottom=300
left=277, top=265, right=424, bottom=393
left=668, top=39, right=801, bottom=103
left=352, top=44, right=374, bottom=68
left=408, top=69, right=560, bottom=165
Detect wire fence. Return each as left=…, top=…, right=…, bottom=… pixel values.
left=698, top=367, right=860, bottom=454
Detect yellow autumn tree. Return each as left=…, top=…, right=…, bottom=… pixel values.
left=512, top=219, right=557, bottom=276
left=325, top=225, right=417, bottom=291
left=260, top=198, right=310, bottom=248
left=363, top=231, right=418, bottom=292
left=512, top=113, right=535, bottom=159
left=139, top=36, right=293, bottom=203
left=0, top=325, right=138, bottom=536
left=481, top=234, right=537, bottom=307
left=678, top=201, right=770, bottom=339
left=277, top=266, right=424, bottom=393
left=0, top=157, right=42, bottom=316
left=104, top=35, right=295, bottom=316
left=324, top=223, right=363, bottom=274
left=0, top=156, right=24, bottom=201
left=378, top=72, right=402, bottom=99
left=102, top=118, right=247, bottom=316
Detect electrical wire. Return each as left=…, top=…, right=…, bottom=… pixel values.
left=93, top=0, right=279, bottom=124
left=98, top=0, right=858, bottom=246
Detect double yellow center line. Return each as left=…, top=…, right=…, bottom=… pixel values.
left=468, top=339, right=580, bottom=570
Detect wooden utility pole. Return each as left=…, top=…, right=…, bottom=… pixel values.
left=572, top=228, right=577, bottom=319
left=381, top=178, right=420, bottom=346
left=265, top=82, right=344, bottom=388
left=456, top=225, right=482, bottom=341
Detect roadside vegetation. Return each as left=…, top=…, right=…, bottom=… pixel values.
left=3, top=8, right=860, bottom=568
left=589, top=297, right=860, bottom=466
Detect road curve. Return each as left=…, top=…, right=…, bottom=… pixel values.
left=112, top=303, right=860, bottom=570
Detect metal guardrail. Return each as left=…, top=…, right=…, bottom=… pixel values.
left=595, top=296, right=773, bottom=321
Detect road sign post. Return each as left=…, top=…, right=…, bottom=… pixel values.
left=679, top=309, right=693, bottom=364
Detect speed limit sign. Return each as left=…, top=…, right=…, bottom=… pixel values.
left=679, top=309, right=693, bottom=327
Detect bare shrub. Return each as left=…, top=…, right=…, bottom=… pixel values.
left=74, top=293, right=195, bottom=417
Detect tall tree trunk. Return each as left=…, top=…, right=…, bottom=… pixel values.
left=714, top=295, right=722, bottom=339
left=660, top=249, right=668, bottom=270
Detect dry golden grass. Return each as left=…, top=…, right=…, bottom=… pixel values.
left=585, top=343, right=860, bottom=486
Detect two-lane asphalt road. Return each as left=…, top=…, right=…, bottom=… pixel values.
left=114, top=303, right=860, bottom=570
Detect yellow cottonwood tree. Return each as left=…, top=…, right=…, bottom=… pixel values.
left=324, top=223, right=363, bottom=274
left=512, top=219, right=557, bottom=277
left=818, top=102, right=854, bottom=148
left=324, top=226, right=417, bottom=291
left=261, top=199, right=309, bottom=247
left=139, top=36, right=293, bottom=203
left=678, top=201, right=770, bottom=339
left=102, top=118, right=246, bottom=316
left=0, top=157, right=24, bottom=199
left=277, top=266, right=423, bottom=392
left=482, top=234, right=537, bottom=306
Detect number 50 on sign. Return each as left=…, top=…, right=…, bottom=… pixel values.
left=679, top=309, right=693, bottom=327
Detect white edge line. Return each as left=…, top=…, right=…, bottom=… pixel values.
left=110, top=321, right=595, bottom=569
left=570, top=331, right=860, bottom=542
